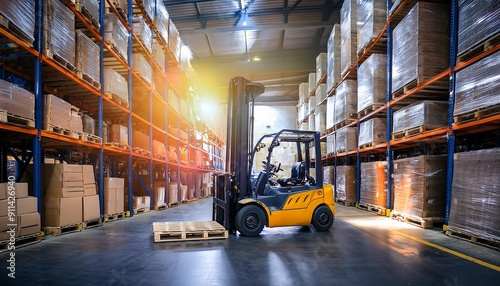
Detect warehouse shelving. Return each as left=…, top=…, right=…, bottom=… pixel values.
left=0, top=0, right=223, bottom=224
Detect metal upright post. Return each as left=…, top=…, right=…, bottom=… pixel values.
left=127, top=0, right=134, bottom=217
left=97, top=0, right=105, bottom=217
left=385, top=0, right=393, bottom=212
left=33, top=0, right=43, bottom=213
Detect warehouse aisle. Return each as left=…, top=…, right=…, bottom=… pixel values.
left=1, top=198, right=499, bottom=285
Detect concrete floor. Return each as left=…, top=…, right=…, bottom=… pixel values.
left=1, top=198, right=499, bottom=285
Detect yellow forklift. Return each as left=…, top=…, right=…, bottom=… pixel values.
left=213, top=77, right=335, bottom=237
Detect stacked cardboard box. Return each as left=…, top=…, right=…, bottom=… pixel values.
left=103, top=68, right=128, bottom=103
left=359, top=118, right=386, bottom=147
left=316, top=53, right=327, bottom=84
left=0, top=0, right=35, bottom=44
left=308, top=73, right=316, bottom=95
left=43, top=0, right=75, bottom=67
left=70, top=110, right=83, bottom=134
left=104, top=13, right=128, bottom=61
left=324, top=166, right=334, bottom=185
left=392, top=155, right=447, bottom=220
left=132, top=130, right=150, bottom=151
left=76, top=30, right=100, bottom=84
left=110, top=124, right=128, bottom=145
left=104, top=177, right=125, bottom=215
left=334, top=80, right=357, bottom=126
left=392, top=2, right=449, bottom=93
left=132, top=53, right=152, bottom=85
left=392, top=101, right=448, bottom=134
left=449, top=148, right=500, bottom=242
left=0, top=79, right=35, bottom=120
left=357, top=54, right=387, bottom=113
left=335, top=126, right=357, bottom=153
left=133, top=18, right=153, bottom=54
left=132, top=196, right=151, bottom=210
left=168, top=182, right=179, bottom=205
left=340, top=0, right=358, bottom=76
left=0, top=183, right=40, bottom=240
left=357, top=0, right=387, bottom=54
left=153, top=140, right=167, bottom=157
left=360, top=161, right=388, bottom=207
left=153, top=186, right=166, bottom=208
left=81, top=114, right=95, bottom=135
left=154, top=1, right=169, bottom=44
left=326, top=96, right=335, bottom=131
left=79, top=0, right=99, bottom=25
left=326, top=134, right=335, bottom=155
left=44, top=94, right=72, bottom=130
left=336, top=166, right=357, bottom=203
left=327, top=24, right=341, bottom=92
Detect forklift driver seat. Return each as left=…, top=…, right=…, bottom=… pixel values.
left=254, top=171, right=269, bottom=196
left=277, top=162, right=305, bottom=187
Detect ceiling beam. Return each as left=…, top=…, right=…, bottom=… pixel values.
left=178, top=21, right=334, bottom=34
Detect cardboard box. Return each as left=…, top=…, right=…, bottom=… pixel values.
left=82, top=165, right=95, bottom=185
left=16, top=197, right=38, bottom=215
left=16, top=212, right=40, bottom=236
left=153, top=187, right=165, bottom=207
left=0, top=200, right=8, bottom=217
left=105, top=177, right=125, bottom=189
left=84, top=185, right=97, bottom=196
left=0, top=216, right=10, bottom=232
left=0, top=184, right=5, bottom=200
left=116, top=188, right=124, bottom=213
left=0, top=182, right=29, bottom=199
left=44, top=197, right=82, bottom=227
left=104, top=187, right=117, bottom=214
left=83, top=195, right=100, bottom=221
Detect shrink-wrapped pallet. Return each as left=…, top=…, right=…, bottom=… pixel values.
left=44, top=94, right=71, bottom=130
left=324, top=166, right=335, bottom=185
left=109, top=124, right=128, bottom=145
left=358, top=117, right=386, bottom=147
left=81, top=114, right=95, bottom=135
left=392, top=100, right=447, bottom=134
left=132, top=130, right=150, bottom=151
left=104, top=13, right=128, bottom=61
left=43, top=0, right=75, bottom=67
left=454, top=50, right=500, bottom=117
left=308, top=96, right=316, bottom=117
left=357, top=53, right=387, bottom=113
left=169, top=19, right=181, bottom=61
left=142, top=0, right=155, bottom=21
left=0, top=79, right=34, bottom=120
left=326, top=134, right=335, bottom=155
left=0, top=0, right=35, bottom=44
left=334, top=80, right=357, bottom=126
left=449, top=148, right=500, bottom=242
left=299, top=82, right=309, bottom=105
left=153, top=140, right=167, bottom=157
left=336, top=165, right=357, bottom=203
left=392, top=155, right=447, bottom=221
left=457, top=0, right=500, bottom=56
left=154, top=1, right=169, bottom=45
left=326, top=96, right=335, bottom=131
left=70, top=110, right=83, bottom=134
left=360, top=161, right=388, bottom=207
left=315, top=84, right=327, bottom=107
left=133, top=18, right=153, bottom=54
left=315, top=105, right=326, bottom=134
left=357, top=0, right=387, bottom=54
left=153, top=40, right=166, bottom=72
left=106, top=0, right=127, bottom=18
left=78, top=0, right=99, bottom=26
left=308, top=73, right=316, bottom=95
left=132, top=53, right=153, bottom=85
left=327, top=24, right=341, bottom=92
left=103, top=68, right=128, bottom=103
left=316, top=53, right=327, bottom=84
left=340, top=0, right=358, bottom=76
left=153, top=186, right=166, bottom=208
left=308, top=113, right=315, bottom=132
left=76, top=30, right=100, bottom=84
left=335, top=126, right=357, bottom=153
left=391, top=2, right=449, bottom=93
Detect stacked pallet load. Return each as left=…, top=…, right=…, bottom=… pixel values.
left=169, top=19, right=181, bottom=61
left=0, top=183, right=40, bottom=241
left=155, top=1, right=169, bottom=45
left=358, top=117, right=386, bottom=149
left=334, top=80, right=357, bottom=129
left=308, top=94, right=316, bottom=131
left=316, top=53, right=327, bottom=84
left=447, top=149, right=500, bottom=247
left=132, top=53, right=153, bottom=85
left=132, top=196, right=151, bottom=214
left=109, top=124, right=129, bottom=148
left=132, top=129, right=150, bottom=155
left=0, top=79, right=35, bottom=126
left=454, top=50, right=500, bottom=124
left=106, top=0, right=127, bottom=19
left=75, top=30, right=100, bottom=88
left=392, top=101, right=447, bottom=141
left=0, top=0, right=35, bottom=45
left=357, top=53, right=387, bottom=117
left=104, top=13, right=128, bottom=61
left=133, top=18, right=153, bottom=54
left=327, top=24, right=341, bottom=92
left=153, top=40, right=166, bottom=72
left=43, top=0, right=75, bottom=70
left=77, top=0, right=99, bottom=28
left=391, top=2, right=449, bottom=95
left=153, top=140, right=167, bottom=160
left=44, top=94, right=82, bottom=138
left=297, top=83, right=309, bottom=125
left=82, top=165, right=100, bottom=227
left=391, top=155, right=447, bottom=228
left=324, top=166, right=335, bottom=185
left=314, top=104, right=326, bottom=136
left=104, top=177, right=125, bottom=219
left=153, top=39, right=167, bottom=95
left=335, top=165, right=357, bottom=206
left=335, top=126, right=357, bottom=154
left=308, top=73, right=316, bottom=95
left=168, top=182, right=179, bottom=206
left=326, top=96, right=335, bottom=133
left=152, top=186, right=166, bottom=210
left=315, top=84, right=327, bottom=106
left=360, top=161, right=388, bottom=214
left=326, top=133, right=335, bottom=157
left=103, top=68, right=128, bottom=105
left=340, top=0, right=358, bottom=76
left=357, top=0, right=387, bottom=55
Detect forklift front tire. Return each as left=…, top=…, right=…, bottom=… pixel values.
left=312, top=205, right=334, bottom=232
left=235, top=205, right=266, bottom=237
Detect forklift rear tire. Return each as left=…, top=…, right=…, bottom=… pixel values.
left=312, top=205, right=334, bottom=232
left=235, top=205, right=265, bottom=237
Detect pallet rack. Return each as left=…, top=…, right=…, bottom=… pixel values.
left=299, top=0, right=500, bottom=225
left=0, top=0, right=224, bottom=221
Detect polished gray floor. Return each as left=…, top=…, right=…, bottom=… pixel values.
left=1, top=198, right=499, bottom=285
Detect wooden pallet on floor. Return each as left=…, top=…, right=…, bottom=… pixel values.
left=357, top=203, right=386, bottom=216
left=445, top=228, right=500, bottom=251
left=392, top=77, right=449, bottom=100
left=153, top=204, right=168, bottom=211
left=104, top=92, right=129, bottom=108
left=76, top=71, right=100, bottom=89
left=81, top=132, right=103, bottom=144
left=44, top=223, right=83, bottom=236
left=44, top=49, right=76, bottom=72
left=103, top=212, right=126, bottom=222
left=456, top=33, right=500, bottom=65
left=83, top=218, right=103, bottom=229
left=153, top=221, right=228, bottom=243
left=44, top=124, right=81, bottom=140
left=105, top=142, right=130, bottom=151
left=357, top=104, right=386, bottom=119
left=0, top=110, right=35, bottom=128
left=391, top=125, right=439, bottom=141
left=73, top=0, right=100, bottom=30
left=0, top=13, right=34, bottom=46
left=390, top=211, right=443, bottom=229
left=453, top=105, right=500, bottom=125
left=335, top=199, right=357, bottom=207
left=0, top=232, right=43, bottom=253
left=133, top=207, right=151, bottom=215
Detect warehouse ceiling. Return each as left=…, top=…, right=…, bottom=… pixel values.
left=164, top=0, right=342, bottom=105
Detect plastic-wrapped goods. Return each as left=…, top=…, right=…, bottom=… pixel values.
left=81, top=114, right=95, bottom=135
left=109, top=124, right=128, bottom=145
left=358, top=117, right=386, bottom=147
left=153, top=40, right=166, bottom=72
left=326, top=134, right=335, bottom=155
left=0, top=0, right=35, bottom=44
left=43, top=0, right=76, bottom=67
left=391, top=3, right=449, bottom=93
left=299, top=122, right=308, bottom=131
left=0, top=79, right=34, bottom=120
left=153, top=187, right=166, bottom=208
left=392, top=100, right=448, bottom=134
left=169, top=19, right=181, bottom=61
left=324, top=166, right=334, bottom=185
left=143, top=0, right=156, bottom=22
left=153, top=140, right=167, bottom=157
left=316, top=53, right=327, bottom=84
left=327, top=24, right=341, bottom=92
left=315, top=105, right=326, bottom=134
left=308, top=73, right=316, bottom=95
left=133, top=18, right=153, bottom=54
left=308, top=113, right=315, bottom=132
left=132, top=130, right=150, bottom=151
left=315, top=84, right=327, bottom=107
left=357, top=53, right=386, bottom=113
left=335, top=126, right=357, bottom=153
left=179, top=41, right=191, bottom=73
left=78, top=0, right=99, bottom=26
left=104, top=13, right=128, bottom=61
left=308, top=95, right=316, bottom=115
left=458, top=0, right=500, bottom=56
left=340, top=0, right=358, bottom=76
left=103, top=68, right=128, bottom=103
left=299, top=82, right=309, bottom=105
left=334, top=80, right=357, bottom=126
left=106, top=0, right=127, bottom=17
left=392, top=155, right=447, bottom=221
left=44, top=94, right=72, bottom=130
left=449, top=148, right=500, bottom=242
left=76, top=30, right=100, bottom=84
left=155, top=1, right=169, bottom=45
left=454, top=50, right=500, bottom=117
left=357, top=0, right=387, bottom=53
left=132, top=53, right=153, bottom=85
left=326, top=96, right=335, bottom=131
left=360, top=161, right=388, bottom=207
left=336, top=165, right=357, bottom=203
left=70, top=110, right=83, bottom=134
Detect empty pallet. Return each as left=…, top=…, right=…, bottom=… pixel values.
left=153, top=221, right=228, bottom=243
